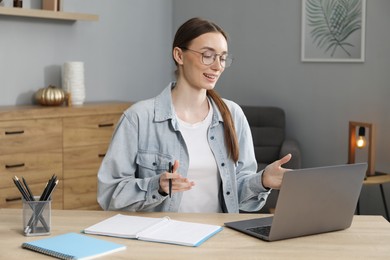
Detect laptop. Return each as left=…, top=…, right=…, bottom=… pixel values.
left=225, top=163, right=367, bottom=241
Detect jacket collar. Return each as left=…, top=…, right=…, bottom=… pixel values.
left=154, top=82, right=176, bottom=123
left=154, top=82, right=224, bottom=129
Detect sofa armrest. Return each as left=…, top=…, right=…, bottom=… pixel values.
left=280, top=139, right=302, bottom=169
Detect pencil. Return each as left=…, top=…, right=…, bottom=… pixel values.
left=12, top=176, right=50, bottom=232
left=22, top=177, right=35, bottom=201
left=39, top=174, right=56, bottom=201
left=168, top=162, right=173, bottom=198
left=27, top=176, right=59, bottom=233
left=12, top=176, right=30, bottom=201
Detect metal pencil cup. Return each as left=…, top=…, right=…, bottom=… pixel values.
left=23, top=197, right=51, bottom=236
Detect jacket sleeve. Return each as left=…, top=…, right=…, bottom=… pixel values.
left=97, top=113, right=167, bottom=211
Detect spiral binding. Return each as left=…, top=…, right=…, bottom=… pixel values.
left=22, top=243, right=75, bottom=260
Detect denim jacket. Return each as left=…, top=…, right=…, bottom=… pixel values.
left=97, top=82, right=270, bottom=213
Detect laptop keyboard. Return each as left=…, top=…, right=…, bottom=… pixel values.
left=247, top=226, right=271, bottom=237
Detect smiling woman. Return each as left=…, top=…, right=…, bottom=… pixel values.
left=97, top=17, right=292, bottom=215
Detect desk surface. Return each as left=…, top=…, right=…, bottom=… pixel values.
left=364, top=173, right=390, bottom=185
left=1, top=209, right=390, bottom=259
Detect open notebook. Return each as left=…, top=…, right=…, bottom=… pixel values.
left=83, top=214, right=223, bottom=247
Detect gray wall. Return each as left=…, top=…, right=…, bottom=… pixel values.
left=0, top=0, right=173, bottom=105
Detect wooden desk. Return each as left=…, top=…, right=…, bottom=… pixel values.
left=1, top=209, right=390, bottom=259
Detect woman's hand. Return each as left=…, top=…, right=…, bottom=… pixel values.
left=159, top=160, right=195, bottom=196
left=262, top=154, right=292, bottom=189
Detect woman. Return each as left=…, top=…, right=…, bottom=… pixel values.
left=97, top=17, right=291, bottom=213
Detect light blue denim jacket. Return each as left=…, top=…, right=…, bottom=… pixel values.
left=97, top=82, right=270, bottom=213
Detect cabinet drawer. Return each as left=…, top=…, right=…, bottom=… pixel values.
left=63, top=144, right=109, bottom=179
left=0, top=150, right=63, bottom=189
left=0, top=180, right=63, bottom=209
left=63, top=175, right=101, bottom=210
left=0, top=119, right=62, bottom=154
left=63, top=114, right=121, bottom=147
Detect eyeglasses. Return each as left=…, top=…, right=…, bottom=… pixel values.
left=181, top=47, right=233, bottom=68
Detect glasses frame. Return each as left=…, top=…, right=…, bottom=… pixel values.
left=180, top=47, right=233, bottom=68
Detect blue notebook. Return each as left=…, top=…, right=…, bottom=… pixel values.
left=21, top=232, right=126, bottom=260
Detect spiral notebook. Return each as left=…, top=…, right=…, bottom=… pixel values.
left=22, top=232, right=126, bottom=260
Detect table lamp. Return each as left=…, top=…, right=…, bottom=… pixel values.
left=348, top=121, right=375, bottom=176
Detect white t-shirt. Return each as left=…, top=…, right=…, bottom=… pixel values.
left=177, top=103, right=222, bottom=213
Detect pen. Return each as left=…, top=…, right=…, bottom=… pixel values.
left=168, top=162, right=173, bottom=198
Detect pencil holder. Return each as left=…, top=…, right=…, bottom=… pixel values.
left=23, top=197, right=51, bottom=236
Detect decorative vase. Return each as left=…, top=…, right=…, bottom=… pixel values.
left=62, top=61, right=86, bottom=106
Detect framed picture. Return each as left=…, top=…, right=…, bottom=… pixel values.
left=301, top=0, right=366, bottom=62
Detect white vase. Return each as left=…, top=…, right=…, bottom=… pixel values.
left=62, top=61, right=86, bottom=106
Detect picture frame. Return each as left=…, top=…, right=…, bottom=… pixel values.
left=301, top=0, right=366, bottom=62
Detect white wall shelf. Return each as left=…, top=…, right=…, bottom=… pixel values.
left=0, top=7, right=98, bottom=21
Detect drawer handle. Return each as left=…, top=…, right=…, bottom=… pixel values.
left=5, top=130, right=25, bottom=135
left=5, top=163, right=25, bottom=169
left=98, top=123, right=114, bottom=128
left=98, top=153, right=106, bottom=158
left=6, top=196, right=22, bottom=202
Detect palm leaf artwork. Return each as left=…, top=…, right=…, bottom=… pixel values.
left=306, top=0, right=362, bottom=57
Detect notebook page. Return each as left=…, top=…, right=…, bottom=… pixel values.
left=137, top=219, right=223, bottom=247
left=84, top=214, right=163, bottom=238
left=136, top=217, right=170, bottom=238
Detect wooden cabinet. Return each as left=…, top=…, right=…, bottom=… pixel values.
left=0, top=118, right=63, bottom=209
left=0, top=102, right=131, bottom=210
left=63, top=114, right=123, bottom=210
